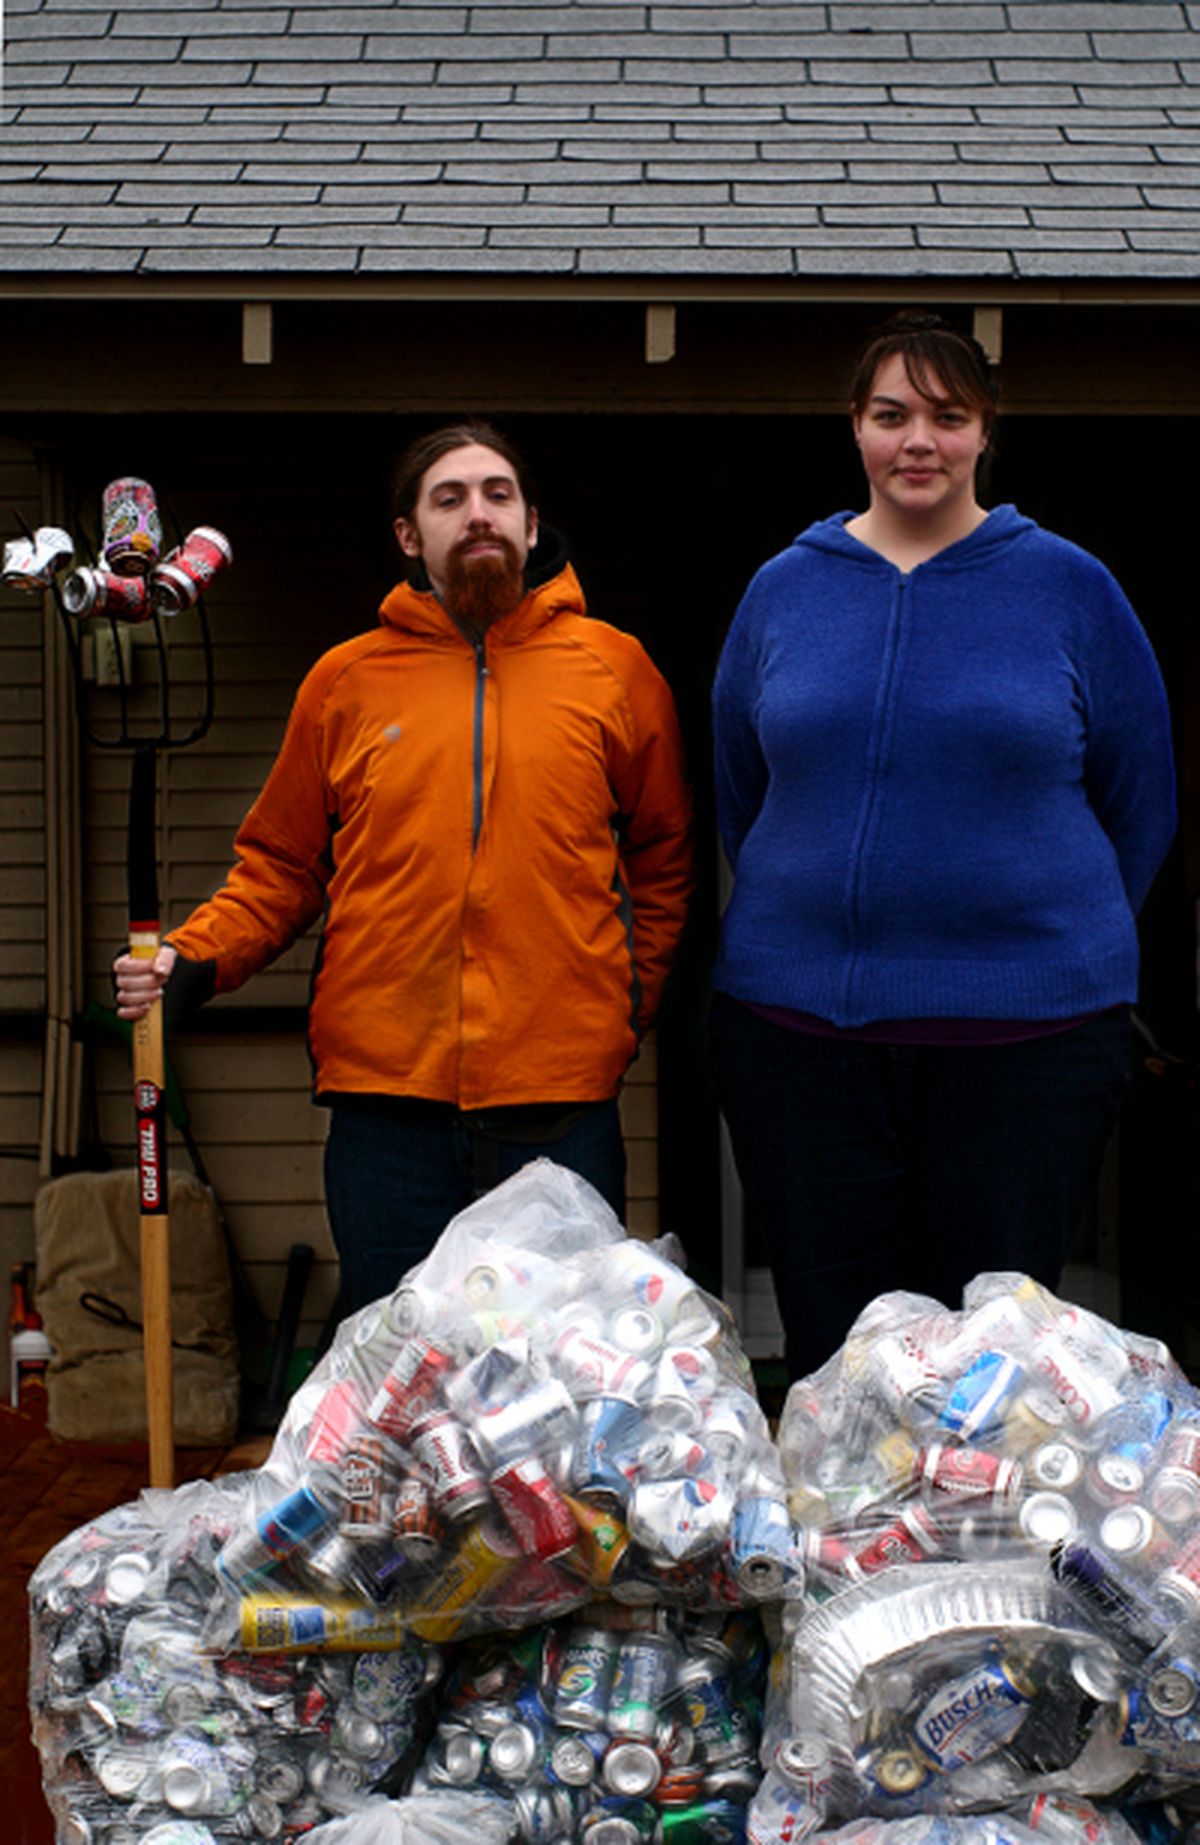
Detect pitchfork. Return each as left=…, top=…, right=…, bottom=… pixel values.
left=9, top=491, right=222, bottom=1487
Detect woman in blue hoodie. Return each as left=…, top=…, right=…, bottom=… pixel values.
left=711, top=312, right=1177, bottom=1382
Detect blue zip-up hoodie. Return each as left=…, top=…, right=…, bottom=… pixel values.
left=713, top=505, right=1176, bottom=1028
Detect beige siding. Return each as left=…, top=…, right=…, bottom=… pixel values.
left=0, top=441, right=48, bottom=1286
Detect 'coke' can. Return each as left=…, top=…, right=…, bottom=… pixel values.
left=491, top=1455, right=578, bottom=1560
left=367, top=1337, right=453, bottom=1444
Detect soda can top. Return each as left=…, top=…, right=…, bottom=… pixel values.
left=104, top=1552, right=152, bottom=1607
left=1029, top=1440, right=1084, bottom=1492
left=1147, top=1659, right=1200, bottom=1718
left=610, top=1307, right=665, bottom=1359
left=550, top=1729, right=605, bottom=1786
left=1018, top=1491, right=1077, bottom=1549
left=1099, top=1503, right=1157, bottom=1559
left=1068, top=1648, right=1123, bottom=1705
left=96, top=1746, right=153, bottom=1801
left=581, top=1819, right=643, bottom=1845
left=602, top=1739, right=662, bottom=1797
left=337, top=1709, right=385, bottom=1758
left=443, top=1729, right=486, bottom=1784
left=871, top=1747, right=929, bottom=1795
left=488, top=1720, right=540, bottom=1782
left=1091, top=1453, right=1145, bottom=1500
left=256, top=1756, right=306, bottom=1804
left=776, top=1734, right=830, bottom=1780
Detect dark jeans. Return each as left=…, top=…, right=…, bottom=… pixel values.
left=324, top=1096, right=627, bottom=1317
left=711, top=992, right=1132, bottom=1383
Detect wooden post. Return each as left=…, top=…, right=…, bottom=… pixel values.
left=128, top=744, right=175, bottom=1488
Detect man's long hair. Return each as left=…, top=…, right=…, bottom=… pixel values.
left=390, top=419, right=539, bottom=527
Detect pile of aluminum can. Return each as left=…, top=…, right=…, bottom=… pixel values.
left=28, top=1478, right=446, bottom=1844
left=748, top=1272, right=1200, bottom=1841
left=210, top=1182, right=794, bottom=1651
left=413, top=1603, right=767, bottom=1842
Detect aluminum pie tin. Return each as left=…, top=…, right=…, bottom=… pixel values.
left=788, top=1559, right=1092, bottom=1749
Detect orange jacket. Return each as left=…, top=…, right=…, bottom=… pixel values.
left=166, top=565, right=694, bottom=1109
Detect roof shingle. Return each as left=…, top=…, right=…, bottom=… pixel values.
left=3, top=0, right=1198, bottom=281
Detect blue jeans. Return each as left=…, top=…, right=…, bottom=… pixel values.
left=711, top=993, right=1132, bottom=1382
left=323, top=1096, right=627, bottom=1317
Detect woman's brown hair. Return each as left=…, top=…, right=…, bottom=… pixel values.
left=850, top=311, right=999, bottom=442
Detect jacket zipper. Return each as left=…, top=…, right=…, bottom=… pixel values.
left=471, top=633, right=488, bottom=853
left=843, top=571, right=909, bottom=1017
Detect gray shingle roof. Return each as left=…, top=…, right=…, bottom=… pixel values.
left=3, top=0, right=1199, bottom=280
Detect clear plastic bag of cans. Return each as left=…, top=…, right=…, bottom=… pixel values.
left=770, top=1799, right=1144, bottom=1845
left=409, top=1600, right=768, bottom=1842
left=768, top=1271, right=1200, bottom=1823
left=299, top=1787, right=515, bottom=1843
left=29, top=1475, right=448, bottom=1843
left=207, top=1160, right=798, bottom=1651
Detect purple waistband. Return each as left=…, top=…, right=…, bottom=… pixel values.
left=742, top=1001, right=1120, bottom=1047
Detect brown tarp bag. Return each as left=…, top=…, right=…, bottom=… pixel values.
left=34, top=1166, right=240, bottom=1446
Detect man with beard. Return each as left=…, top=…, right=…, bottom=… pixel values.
left=114, top=421, right=693, bottom=1314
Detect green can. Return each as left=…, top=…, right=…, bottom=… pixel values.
left=656, top=1798, right=746, bottom=1841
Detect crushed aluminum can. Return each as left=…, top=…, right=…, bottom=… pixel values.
left=730, top=1494, right=794, bottom=1599
left=628, top=1478, right=732, bottom=1565
left=473, top=1379, right=578, bottom=1470
left=62, top=566, right=151, bottom=622
left=553, top=1626, right=621, bottom=1731
left=491, top=1455, right=578, bottom=1560
left=151, top=527, right=232, bottom=614
left=366, top=1337, right=454, bottom=1445
left=603, top=1739, right=662, bottom=1798
left=1, top=525, right=74, bottom=589
left=608, top=1634, right=679, bottom=1742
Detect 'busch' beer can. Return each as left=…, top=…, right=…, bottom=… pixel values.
left=102, top=476, right=162, bottom=576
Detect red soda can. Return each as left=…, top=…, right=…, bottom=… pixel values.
left=101, top=476, right=162, bottom=576
left=152, top=526, right=232, bottom=614
left=62, top=566, right=151, bottom=621
left=491, top=1455, right=578, bottom=1560
left=340, top=1434, right=391, bottom=1540
left=393, top=1476, right=443, bottom=1560
left=409, top=1411, right=491, bottom=1522
left=918, top=1444, right=1021, bottom=1505
left=367, top=1337, right=453, bottom=1443
left=852, top=1505, right=942, bottom=1576
left=305, top=1379, right=367, bottom=1466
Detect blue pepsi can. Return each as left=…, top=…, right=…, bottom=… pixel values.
left=730, top=1495, right=793, bottom=1598
left=573, top=1396, right=641, bottom=1505
left=218, top=1481, right=336, bottom=1590
left=940, top=1351, right=1024, bottom=1441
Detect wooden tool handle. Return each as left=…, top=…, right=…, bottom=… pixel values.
left=128, top=746, right=175, bottom=1489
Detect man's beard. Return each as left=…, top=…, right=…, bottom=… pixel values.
left=443, top=535, right=525, bottom=630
